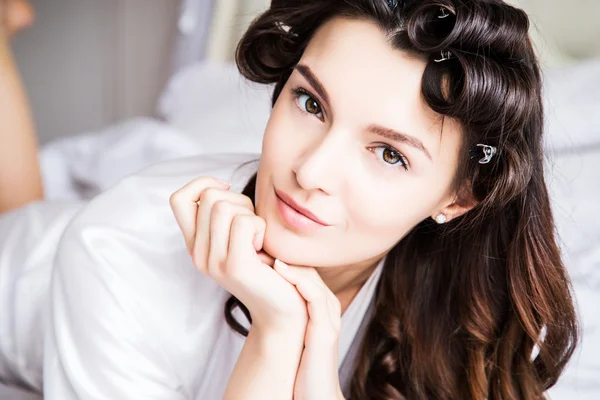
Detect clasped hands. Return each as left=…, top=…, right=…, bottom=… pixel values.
left=170, top=176, right=346, bottom=400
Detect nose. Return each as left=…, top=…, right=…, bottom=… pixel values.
left=292, top=126, right=347, bottom=195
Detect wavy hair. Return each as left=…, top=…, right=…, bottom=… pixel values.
left=224, top=0, right=579, bottom=398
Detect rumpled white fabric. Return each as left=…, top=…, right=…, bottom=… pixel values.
left=0, top=153, right=385, bottom=399
left=39, top=117, right=207, bottom=202
left=0, top=201, right=83, bottom=398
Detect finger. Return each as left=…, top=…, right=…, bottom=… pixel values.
left=206, top=201, right=253, bottom=275
left=274, top=260, right=341, bottom=329
left=285, top=264, right=342, bottom=324
left=195, top=188, right=255, bottom=268
left=257, top=250, right=275, bottom=267
left=228, top=214, right=267, bottom=273
left=169, top=176, right=230, bottom=253
left=275, top=260, right=332, bottom=296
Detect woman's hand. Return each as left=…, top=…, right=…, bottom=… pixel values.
left=1, top=0, right=35, bottom=39
left=274, top=260, right=346, bottom=400
left=169, top=176, right=308, bottom=331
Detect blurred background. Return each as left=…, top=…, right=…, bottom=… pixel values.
left=12, top=0, right=270, bottom=144
left=12, top=0, right=600, bottom=144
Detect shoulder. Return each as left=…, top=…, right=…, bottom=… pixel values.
left=56, top=151, right=260, bottom=305
left=49, top=153, right=257, bottom=389
left=56, top=152, right=260, bottom=296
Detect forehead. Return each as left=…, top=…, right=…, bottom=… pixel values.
left=296, top=16, right=451, bottom=150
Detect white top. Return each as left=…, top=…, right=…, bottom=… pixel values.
left=0, top=153, right=385, bottom=399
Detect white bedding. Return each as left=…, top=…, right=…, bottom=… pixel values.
left=40, top=117, right=206, bottom=201
left=32, top=59, right=600, bottom=398
left=546, top=149, right=600, bottom=398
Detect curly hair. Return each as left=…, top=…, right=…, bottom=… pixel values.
left=224, top=0, right=579, bottom=398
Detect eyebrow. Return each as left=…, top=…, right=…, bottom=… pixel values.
left=368, top=125, right=432, bottom=161
left=294, top=63, right=432, bottom=161
left=294, top=64, right=330, bottom=105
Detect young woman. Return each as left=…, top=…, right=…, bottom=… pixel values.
left=0, top=0, right=579, bottom=399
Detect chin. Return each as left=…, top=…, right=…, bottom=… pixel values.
left=261, top=227, right=322, bottom=267
left=262, top=228, right=300, bottom=264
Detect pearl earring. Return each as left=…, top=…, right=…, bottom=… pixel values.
left=435, top=214, right=447, bottom=224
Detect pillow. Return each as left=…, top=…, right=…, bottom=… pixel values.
left=157, top=60, right=272, bottom=154
left=545, top=146, right=600, bottom=398
left=543, top=58, right=600, bottom=151
left=40, top=118, right=206, bottom=200
left=546, top=148, right=600, bottom=282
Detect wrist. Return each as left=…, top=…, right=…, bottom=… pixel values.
left=225, top=317, right=305, bottom=399
left=247, top=322, right=305, bottom=366
left=252, top=310, right=308, bottom=335
left=250, top=321, right=305, bottom=347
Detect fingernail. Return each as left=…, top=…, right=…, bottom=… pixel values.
left=274, top=259, right=287, bottom=269
left=216, top=178, right=230, bottom=186
left=252, top=233, right=263, bottom=250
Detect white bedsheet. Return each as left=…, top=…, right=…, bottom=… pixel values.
left=40, top=117, right=206, bottom=201
left=545, top=149, right=600, bottom=398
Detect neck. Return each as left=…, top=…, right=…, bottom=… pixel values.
left=316, top=254, right=384, bottom=315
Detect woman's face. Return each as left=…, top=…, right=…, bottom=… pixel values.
left=255, top=17, right=464, bottom=268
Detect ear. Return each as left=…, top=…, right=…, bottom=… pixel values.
left=431, top=181, right=479, bottom=223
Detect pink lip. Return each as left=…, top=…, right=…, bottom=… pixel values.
left=275, top=189, right=331, bottom=229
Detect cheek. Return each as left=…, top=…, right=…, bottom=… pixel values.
left=347, top=183, right=439, bottom=238
left=260, top=100, right=299, bottom=161
left=254, top=102, right=296, bottom=210
left=349, top=195, right=410, bottom=239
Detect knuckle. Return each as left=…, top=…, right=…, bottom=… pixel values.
left=221, top=257, right=236, bottom=275
left=232, top=213, right=250, bottom=228
left=212, top=199, right=231, bottom=215
left=231, top=214, right=256, bottom=238
left=168, top=190, right=181, bottom=208
left=241, top=195, right=255, bottom=210
left=191, top=250, right=206, bottom=271
left=199, top=187, right=220, bottom=204
left=207, top=252, right=225, bottom=273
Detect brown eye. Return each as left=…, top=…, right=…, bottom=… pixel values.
left=296, top=92, right=322, bottom=116
left=372, top=146, right=409, bottom=171
left=382, top=148, right=401, bottom=164
left=305, top=98, right=321, bottom=114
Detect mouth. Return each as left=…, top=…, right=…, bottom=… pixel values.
left=275, top=188, right=331, bottom=230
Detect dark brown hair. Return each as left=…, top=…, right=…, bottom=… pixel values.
left=224, top=0, right=579, bottom=398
